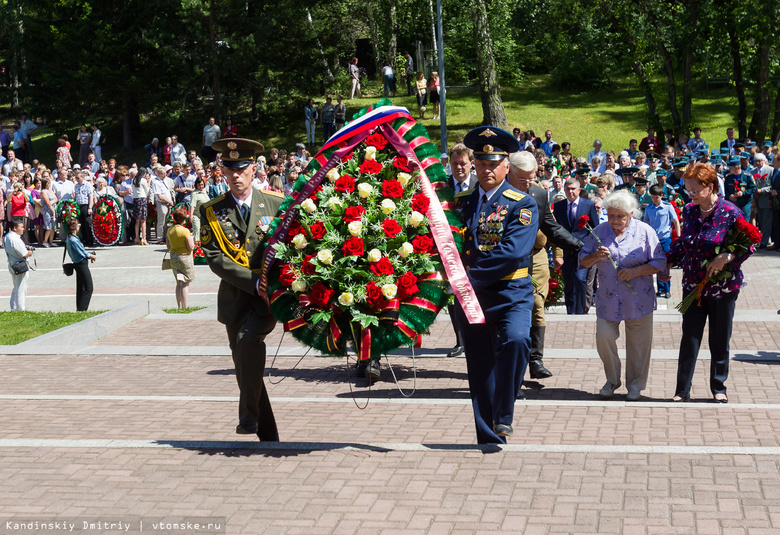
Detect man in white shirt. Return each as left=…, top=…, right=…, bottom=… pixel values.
left=119, top=169, right=136, bottom=243
left=3, top=149, right=23, bottom=176
left=587, top=140, right=607, bottom=173
left=53, top=171, right=75, bottom=201
left=90, top=123, right=102, bottom=162
left=170, top=135, right=187, bottom=164
left=252, top=166, right=270, bottom=190
left=201, top=117, right=220, bottom=163
left=4, top=218, right=33, bottom=311
left=151, top=165, right=174, bottom=243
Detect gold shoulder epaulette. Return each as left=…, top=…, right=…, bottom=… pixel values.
left=503, top=189, right=524, bottom=201
left=455, top=190, right=472, bottom=198
left=203, top=194, right=225, bottom=207
left=261, top=189, right=285, bottom=198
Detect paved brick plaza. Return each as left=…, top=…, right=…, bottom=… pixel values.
left=1, top=245, right=779, bottom=533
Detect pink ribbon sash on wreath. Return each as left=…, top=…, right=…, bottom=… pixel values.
left=259, top=105, right=484, bottom=325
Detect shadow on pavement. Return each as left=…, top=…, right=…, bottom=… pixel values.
left=733, top=351, right=780, bottom=364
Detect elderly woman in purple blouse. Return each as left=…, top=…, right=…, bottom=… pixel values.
left=580, top=190, right=666, bottom=401
left=659, top=163, right=754, bottom=403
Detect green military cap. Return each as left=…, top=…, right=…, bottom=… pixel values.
left=634, top=175, right=649, bottom=185
left=616, top=166, right=640, bottom=176
left=575, top=167, right=591, bottom=176
left=646, top=151, right=660, bottom=160
left=212, top=138, right=265, bottom=168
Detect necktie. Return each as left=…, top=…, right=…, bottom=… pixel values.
left=241, top=204, right=249, bottom=224
left=569, top=202, right=576, bottom=228
left=480, top=194, right=487, bottom=214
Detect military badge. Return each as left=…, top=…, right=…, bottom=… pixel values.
left=519, top=208, right=533, bottom=225
left=479, top=129, right=497, bottom=138
left=227, top=141, right=238, bottom=150
left=229, top=151, right=239, bottom=159
left=200, top=226, right=212, bottom=245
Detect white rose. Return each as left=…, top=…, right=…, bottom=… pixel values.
left=381, top=199, right=396, bottom=215
left=364, top=146, right=377, bottom=160
left=357, top=183, right=373, bottom=199
left=407, top=211, right=425, bottom=227
left=397, top=242, right=414, bottom=258
left=327, top=196, right=342, bottom=209
left=301, top=198, right=317, bottom=214
left=326, top=168, right=340, bottom=183
left=381, top=283, right=398, bottom=300
left=291, top=279, right=307, bottom=293
left=397, top=172, right=412, bottom=187
left=338, top=292, right=354, bottom=307
left=367, top=248, right=382, bottom=263
left=317, top=249, right=333, bottom=265
left=348, top=220, right=363, bottom=237
left=292, top=234, right=308, bottom=250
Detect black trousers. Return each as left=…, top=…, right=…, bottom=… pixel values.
left=78, top=204, right=93, bottom=246
left=73, top=259, right=93, bottom=311
left=675, top=290, right=738, bottom=398
left=771, top=208, right=780, bottom=245
left=225, top=311, right=279, bottom=441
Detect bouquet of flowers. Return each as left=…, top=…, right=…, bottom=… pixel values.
left=56, top=199, right=80, bottom=223
left=193, top=241, right=207, bottom=265
left=546, top=265, right=564, bottom=306
left=262, top=100, right=472, bottom=361
left=676, top=218, right=761, bottom=313
left=166, top=202, right=192, bottom=231
left=91, top=195, right=123, bottom=246
left=147, top=200, right=157, bottom=224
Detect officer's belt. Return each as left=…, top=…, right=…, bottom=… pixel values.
left=500, top=267, right=529, bottom=281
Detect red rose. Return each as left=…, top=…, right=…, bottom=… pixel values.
left=548, top=278, right=559, bottom=289
left=343, top=205, right=366, bottom=222
left=365, top=133, right=388, bottom=149
left=302, top=254, right=316, bottom=275
left=396, top=272, right=419, bottom=299
left=393, top=156, right=411, bottom=172
left=334, top=175, right=356, bottom=193
left=382, top=180, right=404, bottom=198
left=577, top=215, right=590, bottom=230
left=341, top=236, right=365, bottom=257
left=365, top=281, right=384, bottom=306
left=310, top=221, right=327, bottom=240
left=286, top=220, right=305, bottom=243
left=279, top=264, right=296, bottom=287
left=412, top=235, right=434, bottom=254
left=381, top=218, right=402, bottom=238
left=310, top=282, right=335, bottom=308
left=341, top=151, right=354, bottom=162
left=359, top=159, right=383, bottom=175
left=370, top=257, right=395, bottom=276
left=734, top=218, right=762, bottom=244
left=411, top=194, right=430, bottom=213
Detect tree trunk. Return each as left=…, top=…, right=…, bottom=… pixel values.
left=469, top=0, right=507, bottom=127
left=681, top=0, right=698, bottom=129
left=207, top=0, right=221, bottom=118
left=633, top=60, right=664, bottom=136
left=657, top=42, right=681, bottom=133
left=389, top=3, right=397, bottom=70
left=306, top=9, right=335, bottom=85
left=771, top=87, right=780, bottom=143
left=748, top=19, right=772, bottom=140
left=727, top=16, right=748, bottom=139
left=121, top=92, right=133, bottom=152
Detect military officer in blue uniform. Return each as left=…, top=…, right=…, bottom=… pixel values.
left=454, top=126, right=539, bottom=444
left=200, top=138, right=286, bottom=441
left=724, top=156, right=756, bottom=219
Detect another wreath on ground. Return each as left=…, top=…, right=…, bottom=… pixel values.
left=91, top=195, right=124, bottom=246
left=56, top=199, right=80, bottom=223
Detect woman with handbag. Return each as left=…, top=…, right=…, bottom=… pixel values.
left=166, top=206, right=195, bottom=309
left=4, top=218, right=33, bottom=311
left=65, top=218, right=96, bottom=311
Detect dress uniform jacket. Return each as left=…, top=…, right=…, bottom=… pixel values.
left=200, top=187, right=285, bottom=440
left=455, top=179, right=539, bottom=444
left=724, top=172, right=756, bottom=218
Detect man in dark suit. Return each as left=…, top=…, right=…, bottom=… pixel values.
left=508, top=152, right=582, bottom=381
left=553, top=177, right=599, bottom=315
left=446, top=143, right=476, bottom=357
left=200, top=138, right=286, bottom=441
left=456, top=126, right=538, bottom=444
left=720, top=127, right=737, bottom=155
left=769, top=156, right=780, bottom=248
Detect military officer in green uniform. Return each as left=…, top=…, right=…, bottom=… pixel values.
left=200, top=138, right=286, bottom=441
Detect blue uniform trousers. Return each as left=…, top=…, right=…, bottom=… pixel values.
left=456, top=277, right=533, bottom=444
left=656, top=237, right=672, bottom=294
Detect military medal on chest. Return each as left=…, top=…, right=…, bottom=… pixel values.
left=478, top=205, right=506, bottom=251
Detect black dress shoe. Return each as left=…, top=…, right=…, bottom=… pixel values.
left=494, top=424, right=513, bottom=437
left=447, top=345, right=464, bottom=357
left=662, top=292, right=671, bottom=299
left=355, top=361, right=367, bottom=378
left=366, top=359, right=381, bottom=383
left=516, top=389, right=526, bottom=400
left=714, top=393, right=728, bottom=404
left=671, top=395, right=690, bottom=402
left=236, top=423, right=258, bottom=435
left=529, top=360, right=553, bottom=379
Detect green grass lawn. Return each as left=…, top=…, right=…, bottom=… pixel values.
left=162, top=306, right=207, bottom=314
left=0, top=310, right=104, bottom=345
left=21, top=75, right=741, bottom=169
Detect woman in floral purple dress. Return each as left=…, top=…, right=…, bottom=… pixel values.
left=661, top=163, right=754, bottom=403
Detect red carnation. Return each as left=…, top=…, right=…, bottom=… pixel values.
left=365, top=133, right=388, bottom=149
left=365, top=281, right=384, bottom=306
left=341, top=236, right=365, bottom=257
left=359, top=159, right=383, bottom=175
left=334, top=175, right=356, bottom=193
left=577, top=215, right=590, bottom=230
left=302, top=254, right=316, bottom=275
left=310, top=221, right=327, bottom=240
left=548, top=278, right=559, bottom=290
left=343, top=205, right=366, bottom=222
left=396, top=272, right=420, bottom=300
left=393, top=156, right=411, bottom=172
left=411, top=193, right=430, bottom=213
left=370, top=257, right=395, bottom=276
left=381, top=218, right=403, bottom=238
left=412, top=234, right=434, bottom=254
left=733, top=180, right=741, bottom=193
left=382, top=180, right=404, bottom=198
left=734, top=218, right=762, bottom=244
left=279, top=264, right=297, bottom=287
left=310, top=282, right=335, bottom=308
left=341, top=151, right=354, bottom=163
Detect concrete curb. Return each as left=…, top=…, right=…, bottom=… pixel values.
left=1, top=301, right=160, bottom=355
